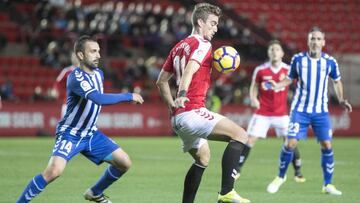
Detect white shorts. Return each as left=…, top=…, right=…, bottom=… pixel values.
left=247, top=114, right=289, bottom=138
left=171, top=107, right=225, bottom=152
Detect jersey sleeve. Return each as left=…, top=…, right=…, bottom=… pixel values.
left=329, top=57, right=341, bottom=81
left=162, top=52, right=174, bottom=73
left=288, top=55, right=299, bottom=80
left=68, top=70, right=97, bottom=99
left=189, top=41, right=211, bottom=65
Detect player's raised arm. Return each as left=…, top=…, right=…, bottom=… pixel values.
left=175, top=60, right=200, bottom=108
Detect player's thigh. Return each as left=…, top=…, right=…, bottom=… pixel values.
left=247, top=114, right=271, bottom=138
left=82, top=131, right=120, bottom=165
left=188, top=141, right=210, bottom=167
left=43, top=156, right=67, bottom=182
left=209, top=117, right=247, bottom=143
left=311, top=113, right=332, bottom=141
left=271, top=115, right=290, bottom=137
left=172, top=108, right=223, bottom=152
left=287, top=111, right=310, bottom=139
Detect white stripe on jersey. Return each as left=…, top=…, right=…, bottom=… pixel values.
left=306, top=58, right=317, bottom=113
left=315, top=58, right=326, bottom=113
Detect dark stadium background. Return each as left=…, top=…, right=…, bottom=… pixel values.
left=0, top=0, right=359, bottom=137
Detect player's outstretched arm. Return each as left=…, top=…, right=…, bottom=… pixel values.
left=333, top=80, right=352, bottom=112
left=87, top=91, right=143, bottom=106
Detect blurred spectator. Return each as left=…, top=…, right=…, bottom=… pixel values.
left=0, top=78, right=14, bottom=101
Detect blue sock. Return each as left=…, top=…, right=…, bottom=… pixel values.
left=321, top=148, right=334, bottom=186
left=278, top=146, right=294, bottom=178
left=91, top=165, right=125, bottom=196
left=17, top=174, right=48, bottom=203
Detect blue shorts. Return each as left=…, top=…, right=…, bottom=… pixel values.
left=52, top=130, right=119, bottom=165
left=287, top=111, right=332, bottom=141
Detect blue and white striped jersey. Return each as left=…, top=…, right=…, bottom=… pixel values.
left=56, top=67, right=104, bottom=137
left=288, top=52, right=341, bottom=113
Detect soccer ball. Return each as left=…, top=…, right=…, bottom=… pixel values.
left=212, top=46, right=241, bottom=73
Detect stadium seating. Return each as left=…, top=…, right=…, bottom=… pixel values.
left=219, top=0, right=360, bottom=53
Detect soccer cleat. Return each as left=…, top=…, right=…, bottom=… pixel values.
left=84, top=189, right=112, bottom=203
left=217, top=189, right=250, bottom=203
left=266, top=176, right=286, bottom=194
left=294, top=175, right=306, bottom=183
left=322, top=184, right=342, bottom=195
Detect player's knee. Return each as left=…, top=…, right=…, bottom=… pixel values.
left=114, top=156, right=132, bottom=172
left=43, top=167, right=63, bottom=182
left=231, top=127, right=248, bottom=144
left=197, top=154, right=210, bottom=167
left=285, top=139, right=298, bottom=149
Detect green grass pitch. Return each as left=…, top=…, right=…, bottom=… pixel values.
left=1, top=137, right=359, bottom=203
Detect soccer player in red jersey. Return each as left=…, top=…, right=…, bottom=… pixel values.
left=237, top=40, right=305, bottom=182
left=52, top=52, right=78, bottom=117
left=156, top=3, right=250, bottom=203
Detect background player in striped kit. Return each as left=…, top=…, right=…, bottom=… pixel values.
left=17, top=35, right=144, bottom=203
left=237, top=40, right=305, bottom=183
left=266, top=27, right=352, bottom=195
left=157, top=3, right=250, bottom=203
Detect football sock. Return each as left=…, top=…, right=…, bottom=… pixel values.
left=292, top=146, right=302, bottom=176
left=220, top=140, right=244, bottom=195
left=278, top=146, right=294, bottom=178
left=17, top=174, right=48, bottom=203
left=182, top=163, right=206, bottom=203
left=238, top=144, right=251, bottom=173
left=321, top=148, right=334, bottom=186
left=91, top=165, right=125, bottom=196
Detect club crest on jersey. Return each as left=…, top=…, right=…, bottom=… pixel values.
left=75, top=70, right=84, bottom=81
left=261, top=81, right=272, bottom=90
left=80, top=81, right=92, bottom=91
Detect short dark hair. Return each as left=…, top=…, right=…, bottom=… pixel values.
left=268, top=39, right=282, bottom=47
left=309, top=26, right=325, bottom=38
left=191, top=3, right=221, bottom=27
left=74, top=35, right=96, bottom=54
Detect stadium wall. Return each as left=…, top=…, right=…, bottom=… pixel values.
left=0, top=103, right=358, bottom=137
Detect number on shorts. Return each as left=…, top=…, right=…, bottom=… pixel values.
left=60, top=140, right=73, bottom=154
left=288, top=122, right=300, bottom=134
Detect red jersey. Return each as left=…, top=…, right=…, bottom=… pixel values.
left=53, top=65, right=76, bottom=103
left=162, top=34, right=212, bottom=115
left=253, top=62, right=289, bottom=116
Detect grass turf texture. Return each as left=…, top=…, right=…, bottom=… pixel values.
left=1, top=137, right=359, bottom=203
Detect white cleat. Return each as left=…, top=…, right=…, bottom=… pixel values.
left=84, top=189, right=112, bottom=203
left=322, top=184, right=342, bottom=195
left=267, top=176, right=286, bottom=194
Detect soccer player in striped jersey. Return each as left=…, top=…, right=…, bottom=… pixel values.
left=237, top=40, right=305, bottom=183
left=157, top=3, right=250, bottom=203
left=17, top=35, right=144, bottom=203
left=266, top=27, right=352, bottom=195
